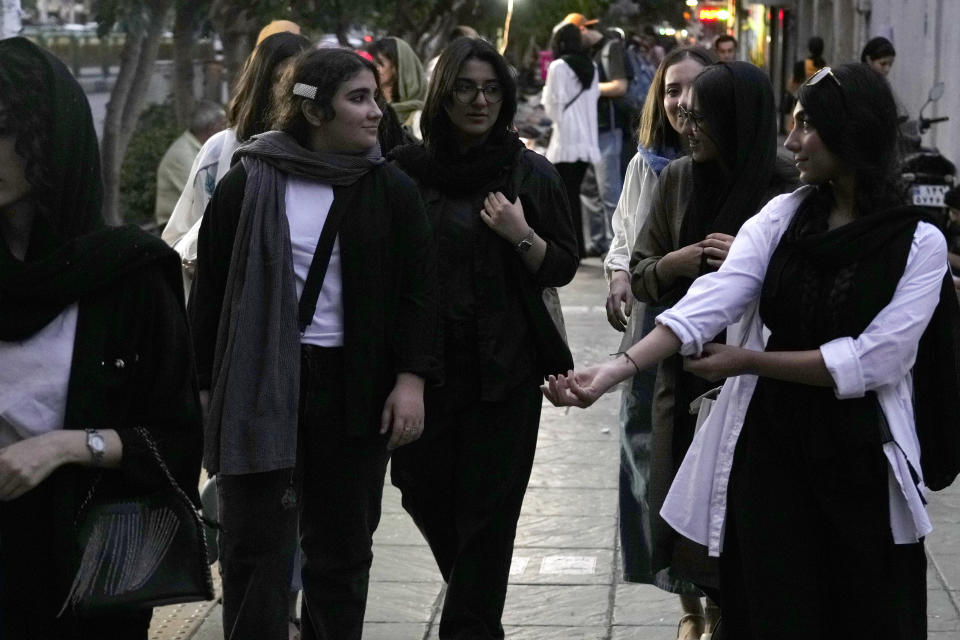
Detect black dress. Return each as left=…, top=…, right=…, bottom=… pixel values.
left=718, top=204, right=928, bottom=639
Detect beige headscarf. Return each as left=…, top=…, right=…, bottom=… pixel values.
left=387, top=37, right=426, bottom=125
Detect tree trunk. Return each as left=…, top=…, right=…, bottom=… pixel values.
left=100, top=0, right=173, bottom=225
left=172, top=0, right=200, bottom=128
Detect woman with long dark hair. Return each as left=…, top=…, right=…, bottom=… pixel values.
left=190, top=48, right=439, bottom=640
left=161, top=31, right=311, bottom=294
left=602, top=44, right=715, bottom=638
left=0, top=38, right=202, bottom=639
left=545, top=63, right=948, bottom=639
left=390, top=37, right=578, bottom=639
left=542, top=22, right=600, bottom=258
left=861, top=36, right=896, bottom=76
left=629, top=61, right=796, bottom=638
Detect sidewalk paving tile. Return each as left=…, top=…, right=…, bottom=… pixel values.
left=370, top=544, right=442, bottom=583
left=611, top=626, right=680, bottom=640
left=527, top=463, right=618, bottom=489
left=513, top=515, right=615, bottom=549
left=519, top=487, right=618, bottom=517
left=532, top=438, right=619, bottom=465
left=613, top=583, right=683, bottom=627
left=364, top=581, right=442, bottom=623
left=501, top=584, right=610, bottom=626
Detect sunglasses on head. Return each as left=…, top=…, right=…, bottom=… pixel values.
left=804, top=66, right=841, bottom=88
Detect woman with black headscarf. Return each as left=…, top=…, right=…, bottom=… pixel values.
left=544, top=62, right=948, bottom=639
left=543, top=22, right=601, bottom=258
left=0, top=38, right=202, bottom=638
left=627, top=61, right=797, bottom=637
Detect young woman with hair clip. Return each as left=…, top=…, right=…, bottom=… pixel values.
left=161, top=31, right=311, bottom=295
left=631, top=60, right=796, bottom=639
left=390, top=37, right=578, bottom=639
left=542, top=22, right=600, bottom=258
left=190, top=48, right=439, bottom=640
left=0, top=38, right=203, bottom=639
left=601, top=44, right=716, bottom=639
left=544, top=63, right=953, bottom=639
left=368, top=36, right=427, bottom=140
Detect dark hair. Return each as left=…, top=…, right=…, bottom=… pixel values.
left=0, top=46, right=55, bottom=225
left=228, top=32, right=310, bottom=141
left=945, top=186, right=960, bottom=210
left=368, top=38, right=400, bottom=98
left=797, top=62, right=902, bottom=216
left=791, top=59, right=806, bottom=84
left=552, top=23, right=584, bottom=57
left=273, top=48, right=380, bottom=147
left=807, top=36, right=826, bottom=68
left=421, top=37, right=517, bottom=151
left=861, top=37, right=896, bottom=63
left=637, top=46, right=716, bottom=151
left=714, top=34, right=737, bottom=49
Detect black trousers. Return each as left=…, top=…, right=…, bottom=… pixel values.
left=391, top=382, right=543, bottom=640
left=218, top=346, right=391, bottom=640
left=554, top=161, right=589, bottom=258
left=717, top=405, right=927, bottom=639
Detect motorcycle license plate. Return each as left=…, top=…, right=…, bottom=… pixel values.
left=911, top=184, right=951, bottom=207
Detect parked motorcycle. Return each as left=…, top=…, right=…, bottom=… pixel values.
left=901, top=82, right=955, bottom=214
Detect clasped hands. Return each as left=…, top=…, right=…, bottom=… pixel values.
left=541, top=343, right=757, bottom=408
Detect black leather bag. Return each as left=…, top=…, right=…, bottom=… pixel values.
left=59, top=427, right=214, bottom=616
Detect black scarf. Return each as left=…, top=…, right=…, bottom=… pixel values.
left=0, top=38, right=174, bottom=341
left=390, top=130, right=525, bottom=198
left=561, top=53, right=595, bottom=91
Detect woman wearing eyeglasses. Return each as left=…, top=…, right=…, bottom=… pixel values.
left=390, top=37, right=578, bottom=639
left=629, top=61, right=796, bottom=638
left=544, top=63, right=950, bottom=638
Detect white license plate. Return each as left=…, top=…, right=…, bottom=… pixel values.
left=911, top=184, right=951, bottom=207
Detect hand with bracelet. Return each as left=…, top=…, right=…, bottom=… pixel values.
left=0, top=428, right=123, bottom=501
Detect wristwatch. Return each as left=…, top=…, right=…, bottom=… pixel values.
left=515, top=229, right=535, bottom=254
left=85, top=428, right=106, bottom=466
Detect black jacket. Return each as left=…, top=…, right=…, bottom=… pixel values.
left=190, top=162, right=440, bottom=439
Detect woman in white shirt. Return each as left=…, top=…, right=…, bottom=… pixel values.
left=542, top=22, right=600, bottom=258
left=543, top=64, right=950, bottom=638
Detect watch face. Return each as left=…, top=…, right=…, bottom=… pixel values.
left=89, top=434, right=106, bottom=453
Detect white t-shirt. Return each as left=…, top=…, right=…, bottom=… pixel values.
left=0, top=303, right=78, bottom=447
left=285, top=177, right=345, bottom=347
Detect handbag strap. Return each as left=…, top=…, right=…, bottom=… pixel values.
left=298, top=200, right=348, bottom=333
left=562, top=86, right=586, bottom=112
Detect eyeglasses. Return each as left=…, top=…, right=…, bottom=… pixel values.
left=804, top=66, right=841, bottom=88
left=452, top=81, right=504, bottom=105
left=677, top=105, right=706, bottom=131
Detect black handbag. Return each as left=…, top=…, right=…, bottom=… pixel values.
left=58, top=427, right=214, bottom=617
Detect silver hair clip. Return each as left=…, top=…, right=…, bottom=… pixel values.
left=293, top=82, right=318, bottom=100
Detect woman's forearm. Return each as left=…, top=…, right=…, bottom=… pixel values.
left=621, top=324, right=682, bottom=378
left=747, top=349, right=834, bottom=387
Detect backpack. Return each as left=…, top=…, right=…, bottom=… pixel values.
left=600, top=40, right=651, bottom=116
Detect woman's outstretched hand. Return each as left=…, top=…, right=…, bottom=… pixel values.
left=541, top=364, right=618, bottom=408
left=683, top=343, right=756, bottom=382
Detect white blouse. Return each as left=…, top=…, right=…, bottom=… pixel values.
left=658, top=187, right=947, bottom=555
left=0, top=304, right=78, bottom=447
left=542, top=59, right=601, bottom=165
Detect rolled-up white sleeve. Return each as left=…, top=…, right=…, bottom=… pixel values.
left=657, top=192, right=798, bottom=355
left=820, top=222, right=947, bottom=399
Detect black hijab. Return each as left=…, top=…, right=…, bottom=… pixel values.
left=0, top=38, right=175, bottom=341
left=561, top=53, right=595, bottom=91
left=678, top=62, right=779, bottom=249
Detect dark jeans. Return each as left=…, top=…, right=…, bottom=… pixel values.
left=554, top=161, right=589, bottom=258
left=218, top=346, right=391, bottom=640
left=391, top=382, right=543, bottom=639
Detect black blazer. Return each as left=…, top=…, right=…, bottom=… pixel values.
left=190, top=162, right=440, bottom=439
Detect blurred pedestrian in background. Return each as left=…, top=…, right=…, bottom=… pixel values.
left=712, top=35, right=736, bottom=63
left=390, top=37, right=578, bottom=639
left=542, top=22, right=600, bottom=258
left=161, top=30, right=310, bottom=297
left=0, top=37, right=202, bottom=639
left=861, top=36, right=896, bottom=76
left=154, top=100, right=226, bottom=226
left=368, top=36, right=427, bottom=140
left=804, top=35, right=827, bottom=79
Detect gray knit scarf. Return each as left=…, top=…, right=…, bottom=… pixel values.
left=205, top=130, right=384, bottom=475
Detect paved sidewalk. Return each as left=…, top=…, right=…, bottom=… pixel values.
left=165, top=258, right=960, bottom=640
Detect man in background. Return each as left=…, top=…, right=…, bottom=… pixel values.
left=714, top=34, right=737, bottom=62
left=155, top=100, right=226, bottom=226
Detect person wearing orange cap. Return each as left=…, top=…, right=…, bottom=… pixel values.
left=256, top=19, right=301, bottom=46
